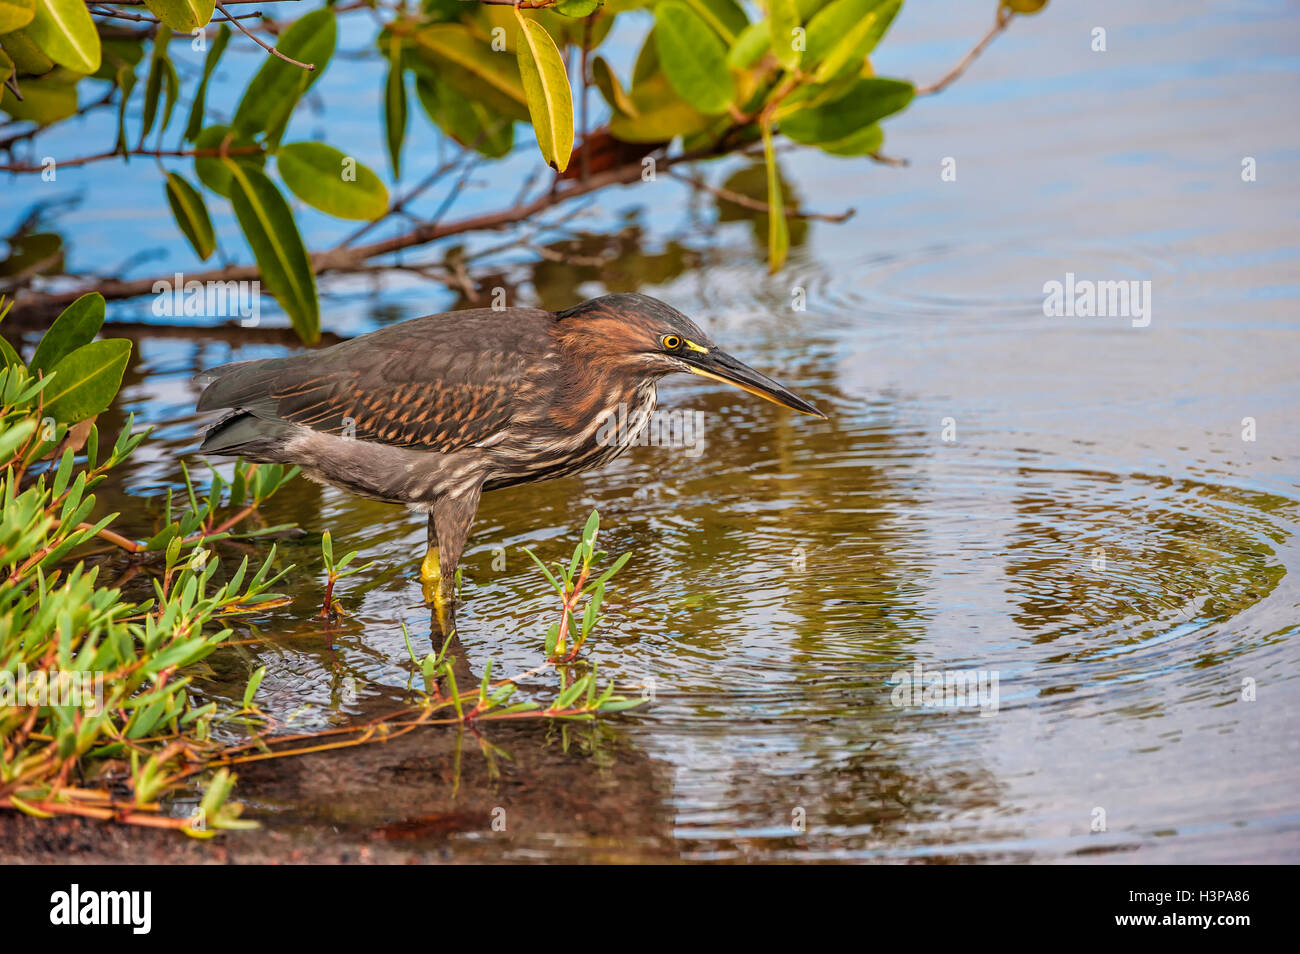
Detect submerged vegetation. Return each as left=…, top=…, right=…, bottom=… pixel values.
left=0, top=293, right=640, bottom=834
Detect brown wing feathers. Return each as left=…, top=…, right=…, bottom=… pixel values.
left=271, top=372, right=513, bottom=452
left=197, top=307, right=553, bottom=455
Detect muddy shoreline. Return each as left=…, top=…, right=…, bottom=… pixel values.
left=1, top=719, right=679, bottom=865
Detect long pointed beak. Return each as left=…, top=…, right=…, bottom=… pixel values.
left=683, top=349, right=827, bottom=419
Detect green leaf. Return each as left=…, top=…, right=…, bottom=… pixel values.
left=515, top=14, right=574, bottom=172
left=26, top=0, right=100, bottom=74
left=654, top=0, right=734, bottom=116
left=139, top=27, right=172, bottom=146
left=598, top=698, right=644, bottom=712
left=778, top=76, right=913, bottom=144
left=591, top=54, right=636, bottom=117
left=581, top=510, right=600, bottom=556
left=555, top=676, right=589, bottom=710
left=474, top=3, right=607, bottom=51
left=193, top=124, right=264, bottom=197
left=164, top=172, right=217, bottom=260
left=555, top=0, right=600, bottom=16
left=0, top=418, right=35, bottom=460
left=0, top=335, right=21, bottom=368
left=680, top=0, right=747, bottom=43
left=276, top=142, right=389, bottom=221
left=159, top=56, right=180, bottom=135
left=592, top=550, right=631, bottom=586
left=225, top=162, right=320, bottom=345
left=0, top=68, right=75, bottom=124
left=495, top=701, right=543, bottom=716
left=768, top=0, right=802, bottom=71
left=113, top=65, right=136, bottom=156
left=761, top=120, right=787, bottom=274
left=91, top=35, right=144, bottom=82
left=184, top=22, right=230, bottom=142
left=30, top=292, right=105, bottom=376
left=413, top=73, right=514, bottom=159
left=0, top=231, right=61, bottom=276
left=383, top=33, right=406, bottom=179
left=1004, top=0, right=1048, bottom=12
left=0, top=29, right=53, bottom=77
left=231, top=7, right=335, bottom=138
left=726, top=20, right=769, bottom=70
left=412, top=24, right=530, bottom=122
left=142, top=0, right=215, bottom=33
left=805, top=0, right=900, bottom=82
left=582, top=582, right=603, bottom=636
left=42, top=339, right=132, bottom=423
left=523, top=546, right=563, bottom=594
left=818, top=121, right=883, bottom=156
left=796, top=0, right=834, bottom=16
left=609, top=71, right=713, bottom=142
left=632, top=26, right=659, bottom=84
left=0, top=0, right=34, bottom=34
left=242, top=665, right=266, bottom=707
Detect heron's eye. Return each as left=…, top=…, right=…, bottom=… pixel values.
left=661, top=334, right=681, bottom=350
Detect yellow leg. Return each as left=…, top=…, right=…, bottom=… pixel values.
left=420, top=546, right=440, bottom=581
left=420, top=546, right=453, bottom=632
left=420, top=546, right=442, bottom=601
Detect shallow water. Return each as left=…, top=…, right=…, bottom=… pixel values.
left=7, top=0, right=1300, bottom=861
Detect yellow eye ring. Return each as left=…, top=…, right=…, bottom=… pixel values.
left=661, top=334, right=681, bottom=350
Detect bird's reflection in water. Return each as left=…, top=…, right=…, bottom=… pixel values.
left=216, top=599, right=682, bottom=862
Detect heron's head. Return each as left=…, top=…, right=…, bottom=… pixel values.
left=555, top=293, right=826, bottom=419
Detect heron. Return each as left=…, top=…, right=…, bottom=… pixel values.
left=196, top=293, right=825, bottom=630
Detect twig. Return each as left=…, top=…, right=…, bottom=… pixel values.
left=98, top=0, right=280, bottom=5
left=0, top=86, right=116, bottom=151
left=868, top=150, right=909, bottom=168
left=8, top=4, right=1024, bottom=313
left=338, top=150, right=473, bottom=249
left=78, top=525, right=142, bottom=554
left=552, top=561, right=589, bottom=659
left=444, top=254, right=478, bottom=301
left=668, top=168, right=856, bottom=222
left=511, top=165, right=544, bottom=207
left=2, top=60, right=19, bottom=100
left=526, top=242, right=607, bottom=268
left=915, top=5, right=1013, bottom=96
left=216, top=1, right=313, bottom=70
left=0, top=143, right=262, bottom=174
left=10, top=144, right=714, bottom=312
left=461, top=200, right=596, bottom=263
left=89, top=5, right=262, bottom=22
left=424, top=155, right=481, bottom=230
